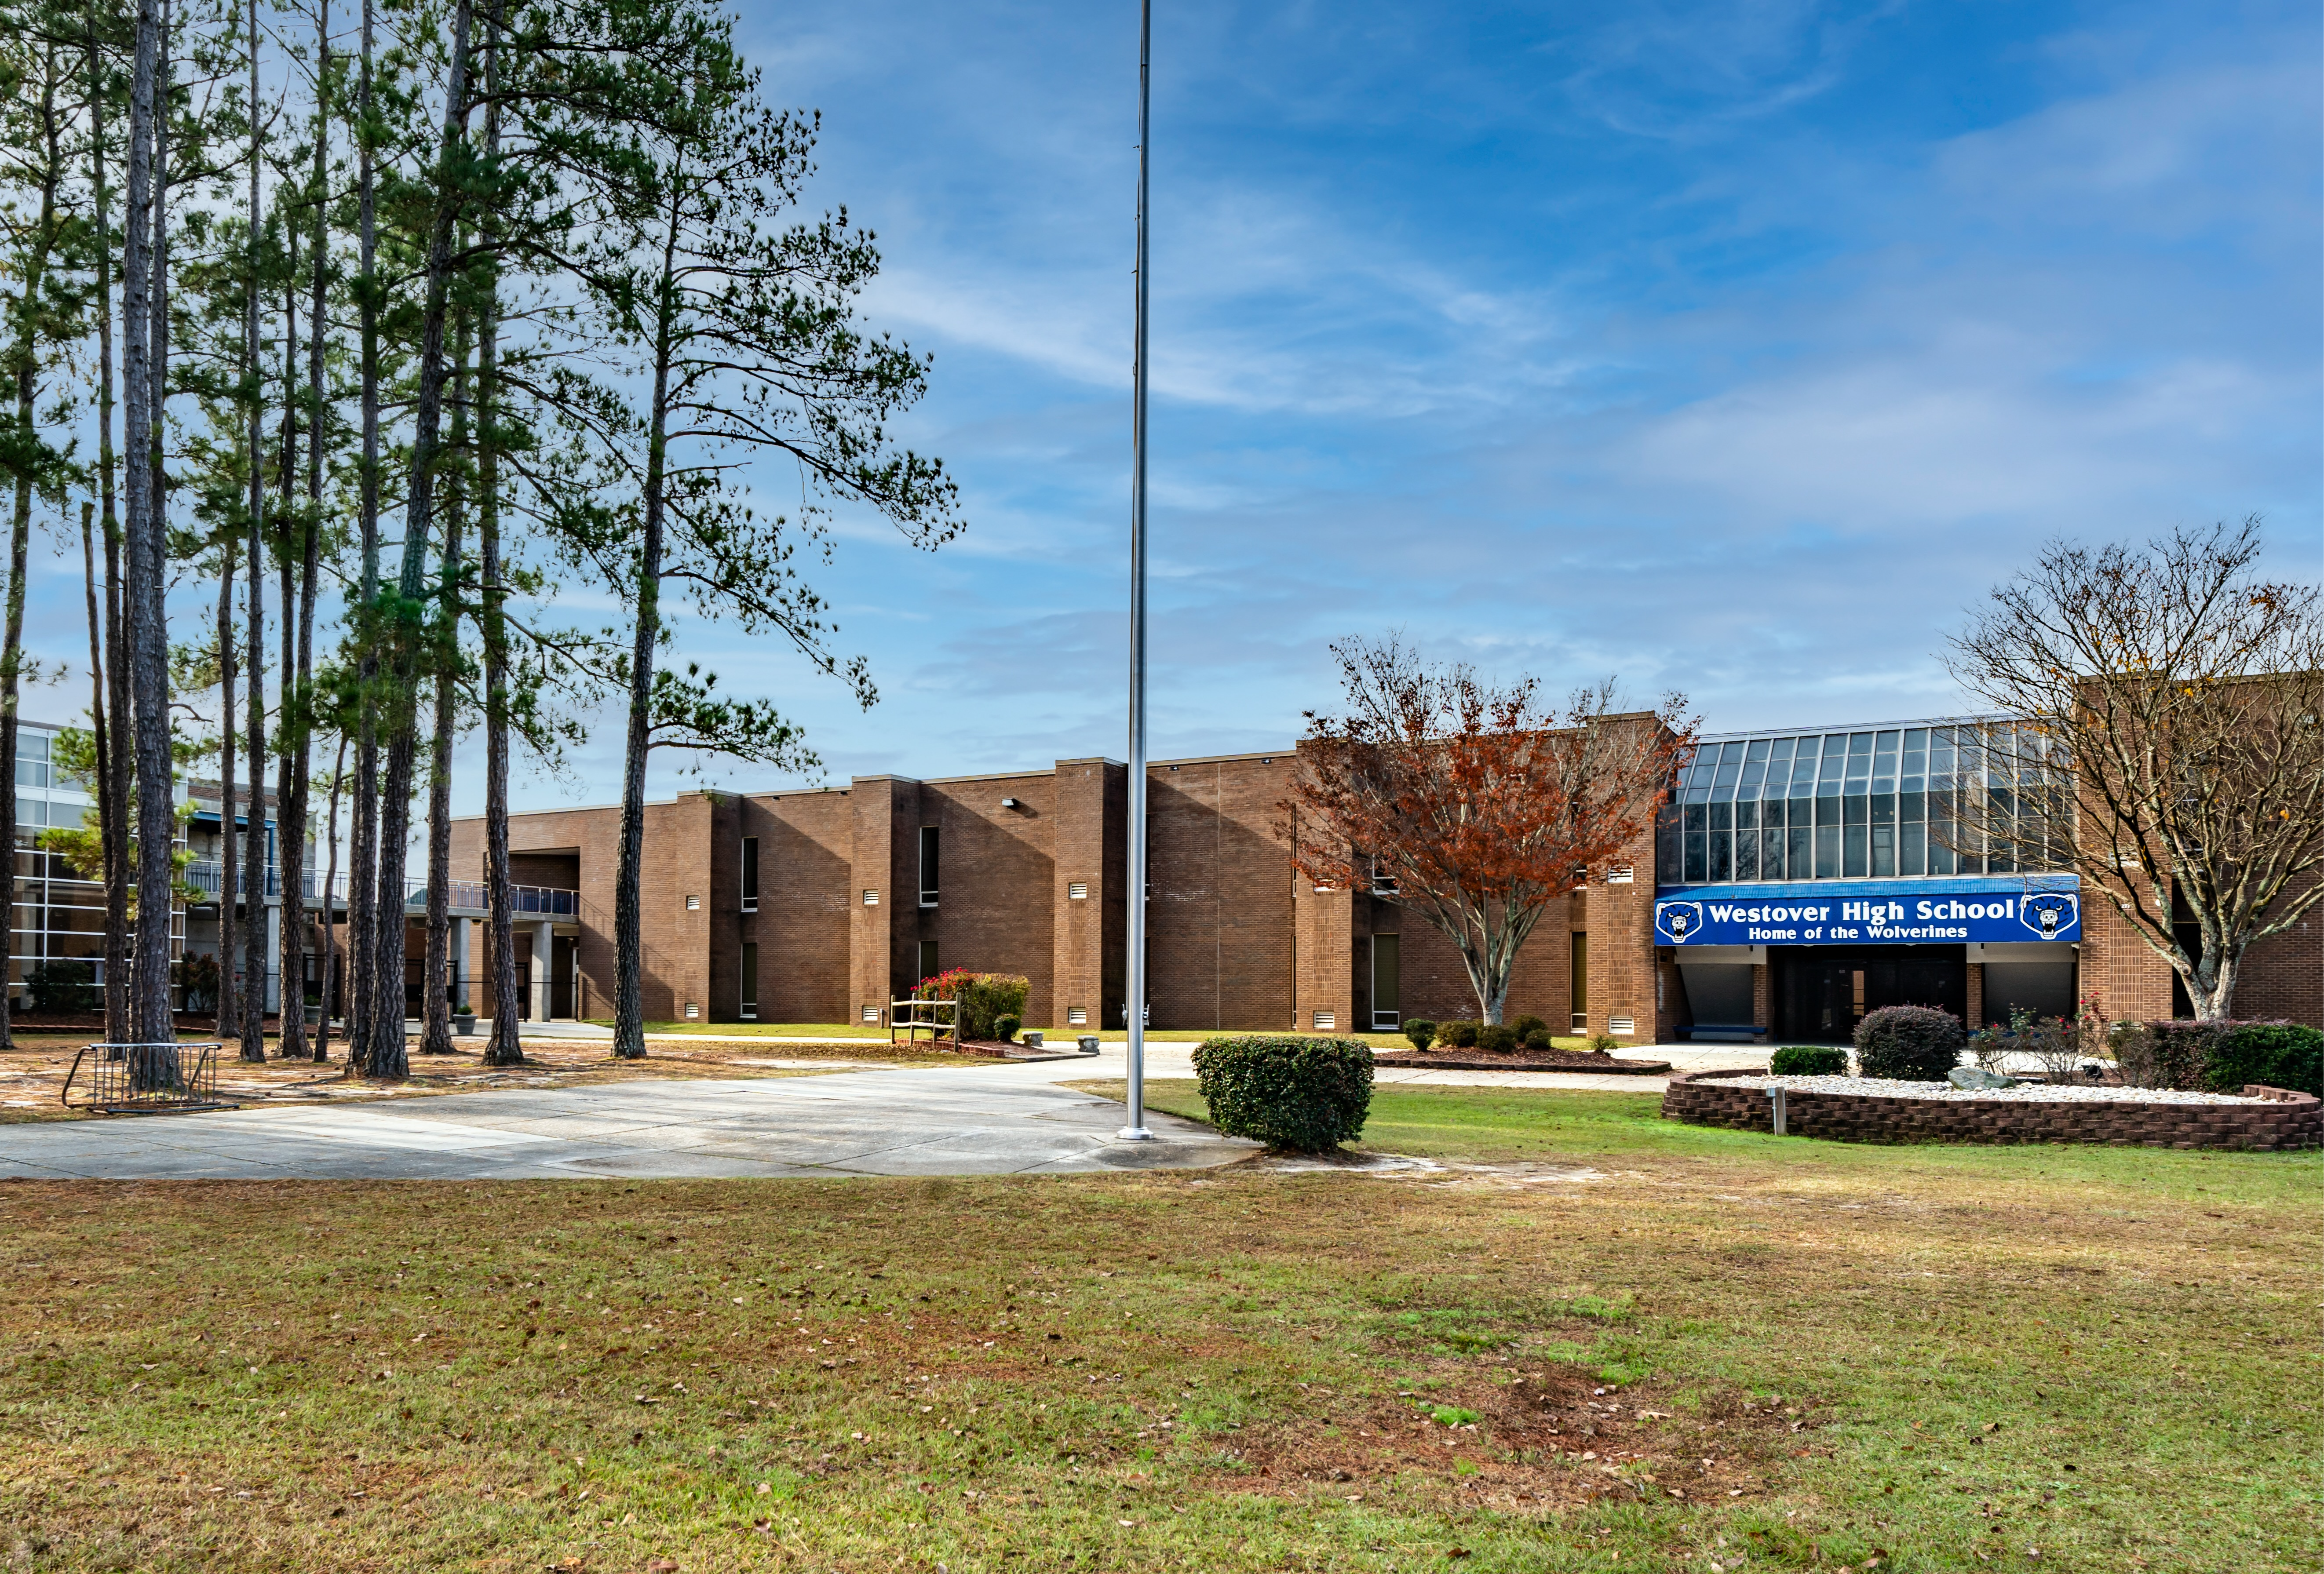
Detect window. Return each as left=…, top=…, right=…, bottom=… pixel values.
left=741, top=836, right=759, bottom=911
left=1569, top=931, right=1588, bottom=1031
left=740, top=942, right=757, bottom=1020
left=919, top=826, right=939, bottom=907
left=1371, top=934, right=1400, bottom=1030
left=916, top=940, right=938, bottom=983
left=1068, top=881, right=1088, bottom=900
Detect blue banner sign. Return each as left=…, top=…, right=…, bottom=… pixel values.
left=1655, top=882, right=2080, bottom=946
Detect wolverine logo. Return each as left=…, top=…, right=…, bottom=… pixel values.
left=2021, top=892, right=2078, bottom=939
left=1655, top=902, right=1704, bottom=944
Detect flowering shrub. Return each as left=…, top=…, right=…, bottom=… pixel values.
left=910, top=969, right=1030, bottom=1041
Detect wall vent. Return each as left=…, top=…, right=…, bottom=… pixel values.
left=1068, top=882, right=1088, bottom=900
left=685, top=894, right=701, bottom=911
left=684, top=1002, right=700, bottom=1020
left=862, top=1005, right=881, bottom=1024
left=1606, top=865, right=1634, bottom=885
left=1313, top=1010, right=1335, bottom=1030
left=1067, top=1006, right=1087, bottom=1026
left=862, top=889, right=879, bottom=906
left=1608, top=1014, right=1636, bottom=1035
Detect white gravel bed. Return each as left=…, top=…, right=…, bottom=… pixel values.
left=1729, top=1074, right=2270, bottom=1105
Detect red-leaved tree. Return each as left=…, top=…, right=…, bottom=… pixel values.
left=1285, top=637, right=1695, bottom=1025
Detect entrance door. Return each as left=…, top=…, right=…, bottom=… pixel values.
left=1775, top=946, right=1965, bottom=1042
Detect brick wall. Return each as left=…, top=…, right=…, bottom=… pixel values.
left=916, top=772, right=1058, bottom=1022
left=1147, top=754, right=1299, bottom=1032
left=741, top=789, right=854, bottom=1024
left=1661, top=1068, right=2320, bottom=1151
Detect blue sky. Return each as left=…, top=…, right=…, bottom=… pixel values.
left=24, top=0, right=2322, bottom=816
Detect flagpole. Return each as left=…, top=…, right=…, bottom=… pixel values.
left=1120, top=0, right=1154, bottom=1141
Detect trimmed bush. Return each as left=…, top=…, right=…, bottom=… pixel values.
left=1522, top=1027, right=1553, bottom=1051
left=1477, top=1024, right=1519, bottom=1053
left=1508, top=1014, right=1547, bottom=1041
left=2209, top=1021, right=2324, bottom=1095
left=1853, top=1005, right=1964, bottom=1081
left=1437, top=1020, right=1481, bottom=1049
left=1193, top=1035, right=1374, bottom=1152
left=993, top=1013, right=1022, bottom=1044
left=1400, top=1018, right=1437, bottom=1052
left=1588, top=1034, right=1618, bottom=1055
left=1769, top=1045, right=1847, bottom=1077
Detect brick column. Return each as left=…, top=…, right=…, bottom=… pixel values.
left=1293, top=876, right=1354, bottom=1034
left=849, top=777, right=919, bottom=1026
left=1051, top=758, right=1125, bottom=1031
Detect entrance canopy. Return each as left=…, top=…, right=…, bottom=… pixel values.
left=1654, top=876, right=2080, bottom=948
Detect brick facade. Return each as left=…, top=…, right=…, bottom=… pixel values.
left=451, top=737, right=2317, bottom=1039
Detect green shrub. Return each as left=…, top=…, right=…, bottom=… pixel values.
left=1853, top=1005, right=1963, bottom=1081
left=27, top=960, right=98, bottom=1015
left=1522, top=1027, right=1553, bottom=1051
left=1508, top=1014, right=1547, bottom=1040
left=1588, top=1034, right=1618, bottom=1055
left=1437, top=1019, right=1481, bottom=1049
left=1192, top=1035, right=1374, bottom=1152
left=1476, top=1024, right=1519, bottom=1053
left=2208, top=1021, right=2324, bottom=1095
left=993, top=1013, right=1022, bottom=1044
left=911, top=969, right=1030, bottom=1041
left=1769, top=1045, right=1847, bottom=1077
left=1400, top=1018, right=1436, bottom=1052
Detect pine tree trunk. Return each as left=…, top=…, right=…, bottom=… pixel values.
left=281, top=8, right=328, bottom=1060
left=77, top=507, right=123, bottom=1032
left=236, top=0, right=267, bottom=1063
left=272, top=266, right=299, bottom=1057
left=613, top=202, right=682, bottom=1064
left=317, top=734, right=345, bottom=1060
left=85, top=26, right=130, bottom=1047
left=419, top=334, right=464, bottom=1059
left=346, top=0, right=380, bottom=1075
left=474, top=20, right=519, bottom=1067
left=366, top=0, right=473, bottom=1082
left=122, top=0, right=175, bottom=1059
left=214, top=552, right=237, bottom=1039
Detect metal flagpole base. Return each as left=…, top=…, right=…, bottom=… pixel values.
left=1116, top=1126, right=1154, bottom=1140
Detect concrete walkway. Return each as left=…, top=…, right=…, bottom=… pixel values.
left=0, top=1063, right=1252, bottom=1182
left=0, top=1039, right=1766, bottom=1183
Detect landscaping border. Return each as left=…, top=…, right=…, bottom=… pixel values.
left=1659, top=1067, right=2321, bottom=1151
left=1374, top=1052, right=1672, bottom=1075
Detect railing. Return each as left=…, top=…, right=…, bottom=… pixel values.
left=181, top=860, right=575, bottom=918
left=890, top=997, right=959, bottom=1048
left=61, top=1040, right=232, bottom=1114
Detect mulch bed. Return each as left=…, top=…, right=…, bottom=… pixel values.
left=1375, top=1049, right=1674, bottom=1075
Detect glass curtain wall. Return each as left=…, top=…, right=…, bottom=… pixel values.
left=1657, top=723, right=2058, bottom=885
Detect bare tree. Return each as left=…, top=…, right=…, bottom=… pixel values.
left=1947, top=518, right=2324, bottom=1022
left=1285, top=636, right=1695, bottom=1025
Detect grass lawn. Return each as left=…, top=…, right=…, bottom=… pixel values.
left=0, top=1087, right=2311, bottom=1572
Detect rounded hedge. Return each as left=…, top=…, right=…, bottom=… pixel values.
left=1437, top=1019, right=1481, bottom=1049
left=1192, top=1035, right=1374, bottom=1152
left=1769, top=1044, right=1848, bottom=1077
left=993, top=1013, right=1021, bottom=1043
left=1477, top=1024, right=1520, bottom=1054
left=1508, top=1015, right=1548, bottom=1041
left=1401, top=1018, right=1437, bottom=1052
left=1522, top=1027, right=1553, bottom=1051
left=1854, top=1005, right=1964, bottom=1081
left=2205, top=1021, right=2324, bottom=1096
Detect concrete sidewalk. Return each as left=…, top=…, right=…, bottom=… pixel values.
left=0, top=1066, right=1253, bottom=1181
left=0, top=1040, right=1763, bottom=1183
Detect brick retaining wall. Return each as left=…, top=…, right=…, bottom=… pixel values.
left=1660, top=1068, right=2321, bottom=1151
